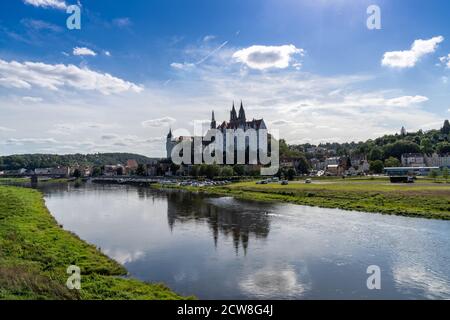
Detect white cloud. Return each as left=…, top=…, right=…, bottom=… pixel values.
left=0, top=126, right=15, bottom=132
left=113, top=18, right=132, bottom=28
left=0, top=58, right=143, bottom=95
left=73, top=47, right=97, bottom=57
left=232, top=44, right=305, bottom=70
left=385, top=95, right=429, bottom=107
left=22, top=96, right=43, bottom=103
left=170, top=62, right=195, bottom=70
left=271, top=119, right=294, bottom=126
left=21, top=19, right=63, bottom=32
left=101, top=134, right=119, bottom=140
left=382, top=36, right=444, bottom=68
left=23, top=0, right=67, bottom=10
left=6, top=138, right=58, bottom=145
left=203, top=35, right=216, bottom=42
left=439, top=54, right=450, bottom=68
left=104, top=51, right=111, bottom=57
left=142, top=117, right=176, bottom=128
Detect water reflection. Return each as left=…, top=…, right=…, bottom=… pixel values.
left=39, top=183, right=450, bottom=300
left=165, top=191, right=271, bottom=254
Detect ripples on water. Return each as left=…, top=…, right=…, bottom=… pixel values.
left=40, top=183, right=450, bottom=300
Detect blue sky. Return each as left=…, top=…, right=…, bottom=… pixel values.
left=1, top=0, right=450, bottom=157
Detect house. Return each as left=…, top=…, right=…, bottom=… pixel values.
left=401, top=153, right=425, bottom=167
left=326, top=164, right=344, bottom=176
left=425, top=153, right=450, bottom=168
left=104, top=165, right=125, bottom=176
left=126, top=159, right=139, bottom=174
left=325, top=157, right=340, bottom=166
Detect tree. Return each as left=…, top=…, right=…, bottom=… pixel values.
left=136, top=164, right=146, bottom=176
left=220, top=166, right=234, bottom=177
left=205, top=164, right=220, bottom=179
left=442, top=167, right=449, bottom=181
left=72, top=168, right=81, bottom=178
left=233, top=164, right=245, bottom=176
left=384, top=157, right=400, bottom=168
left=383, top=141, right=421, bottom=160
left=296, top=156, right=310, bottom=174
left=368, top=147, right=383, bottom=161
left=92, top=167, right=102, bottom=177
left=191, top=165, right=201, bottom=177
left=370, top=160, right=384, bottom=174
left=442, top=120, right=450, bottom=135
left=429, top=169, right=439, bottom=181
left=420, top=138, right=434, bottom=155
left=286, top=168, right=296, bottom=181
left=437, top=142, right=450, bottom=155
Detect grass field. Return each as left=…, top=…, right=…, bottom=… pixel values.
left=159, top=177, right=450, bottom=220
left=0, top=186, right=188, bottom=300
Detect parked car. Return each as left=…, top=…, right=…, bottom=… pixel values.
left=281, top=180, right=289, bottom=185
left=305, top=179, right=312, bottom=184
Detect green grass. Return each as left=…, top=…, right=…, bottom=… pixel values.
left=0, top=186, right=190, bottom=300
left=155, top=178, right=450, bottom=220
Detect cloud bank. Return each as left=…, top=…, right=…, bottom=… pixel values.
left=382, top=36, right=444, bottom=68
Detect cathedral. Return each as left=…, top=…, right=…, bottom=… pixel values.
left=166, top=102, right=267, bottom=160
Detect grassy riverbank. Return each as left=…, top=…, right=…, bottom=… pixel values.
left=156, top=177, right=450, bottom=220
left=0, top=186, right=187, bottom=300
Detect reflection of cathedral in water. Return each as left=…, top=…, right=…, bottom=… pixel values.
left=165, top=191, right=271, bottom=255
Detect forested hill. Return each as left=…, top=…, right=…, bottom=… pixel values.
left=0, top=153, right=160, bottom=170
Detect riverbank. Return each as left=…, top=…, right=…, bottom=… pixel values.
left=0, top=186, right=188, bottom=300
left=153, top=178, right=450, bottom=220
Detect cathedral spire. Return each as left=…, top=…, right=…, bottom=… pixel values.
left=211, top=110, right=216, bottom=129
left=230, top=102, right=237, bottom=121
left=238, top=101, right=246, bottom=121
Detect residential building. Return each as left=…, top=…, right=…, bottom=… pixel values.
left=401, top=153, right=425, bottom=167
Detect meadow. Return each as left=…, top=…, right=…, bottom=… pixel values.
left=0, top=186, right=188, bottom=300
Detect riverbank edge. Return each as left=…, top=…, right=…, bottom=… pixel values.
left=150, top=183, right=450, bottom=221
left=0, top=185, right=191, bottom=300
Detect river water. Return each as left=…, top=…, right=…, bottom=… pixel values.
left=40, top=183, right=450, bottom=300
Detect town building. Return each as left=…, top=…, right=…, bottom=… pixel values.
left=425, top=153, right=450, bottom=169
left=401, top=153, right=425, bottom=167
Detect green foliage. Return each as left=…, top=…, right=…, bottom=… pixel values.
left=233, top=164, right=245, bottom=176
left=383, top=141, right=421, bottom=160
left=443, top=167, right=449, bottom=181
left=0, top=186, right=187, bottom=300
left=437, top=142, right=450, bottom=155
left=370, top=160, right=384, bottom=174
left=136, top=164, right=147, bottom=176
left=429, top=169, right=440, bottom=180
left=0, top=153, right=157, bottom=171
left=220, top=166, right=234, bottom=177
left=368, top=147, right=383, bottom=161
left=384, top=157, right=401, bottom=168
left=442, top=120, right=450, bottom=135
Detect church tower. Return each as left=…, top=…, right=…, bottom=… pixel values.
left=166, top=128, right=174, bottom=159
left=230, top=102, right=237, bottom=122
left=238, top=101, right=246, bottom=123
left=211, top=111, right=216, bottom=129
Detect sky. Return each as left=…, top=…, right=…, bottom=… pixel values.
left=0, top=0, right=450, bottom=157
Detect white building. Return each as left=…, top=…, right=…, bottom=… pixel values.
left=425, top=153, right=450, bottom=168
left=401, top=153, right=425, bottom=167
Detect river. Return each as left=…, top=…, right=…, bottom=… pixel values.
left=39, top=183, right=450, bottom=300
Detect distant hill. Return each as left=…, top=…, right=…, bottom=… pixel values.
left=0, top=153, right=161, bottom=170
left=285, top=120, right=450, bottom=161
